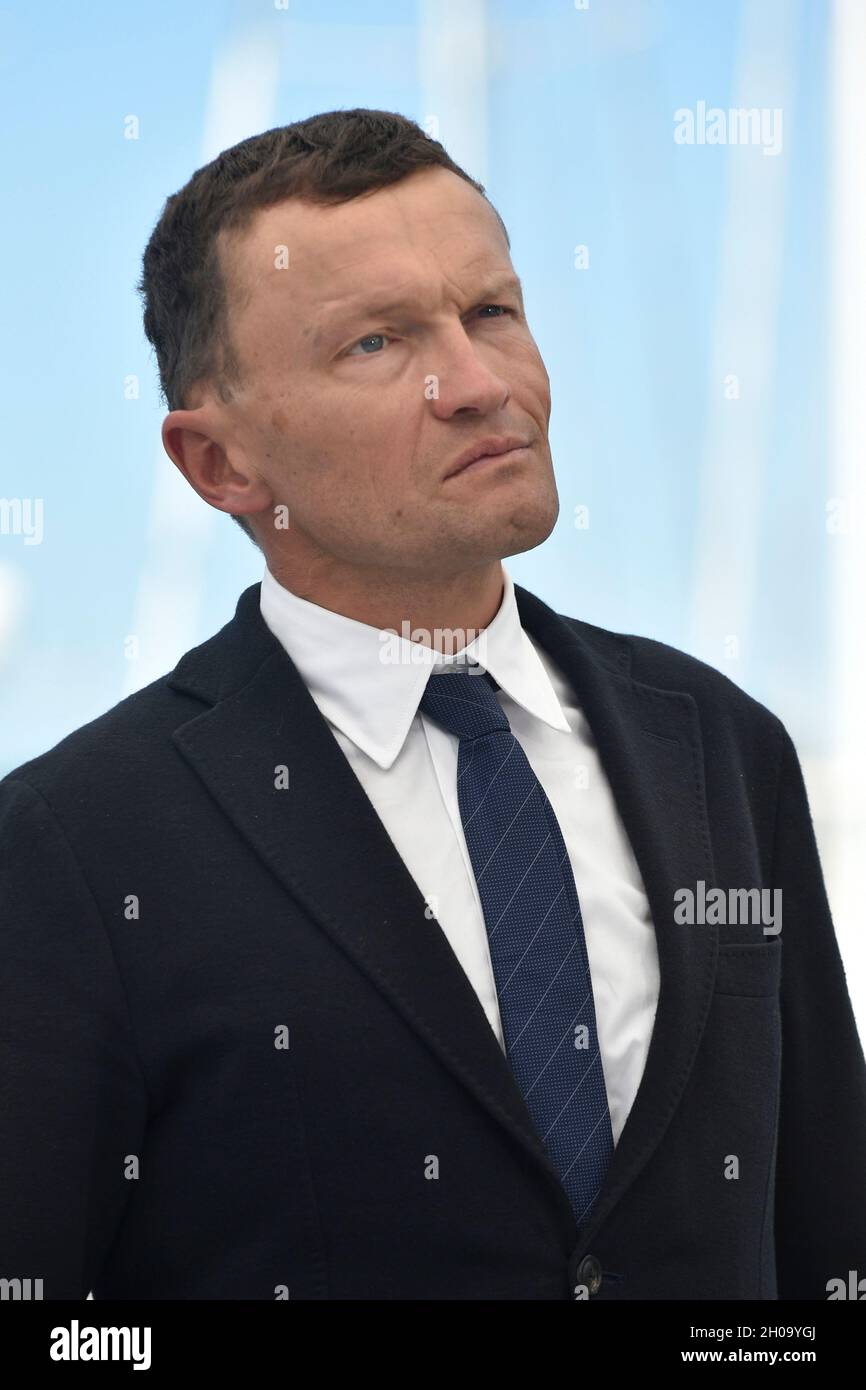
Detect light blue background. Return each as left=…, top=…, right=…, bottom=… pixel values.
left=4, top=1, right=860, bottom=1030
left=0, top=0, right=829, bottom=763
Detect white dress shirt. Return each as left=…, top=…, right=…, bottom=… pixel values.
left=259, top=563, right=659, bottom=1147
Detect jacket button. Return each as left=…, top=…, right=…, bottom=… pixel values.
left=575, top=1254, right=603, bottom=1296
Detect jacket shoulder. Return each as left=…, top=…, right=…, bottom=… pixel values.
left=0, top=669, right=205, bottom=809
left=563, top=613, right=788, bottom=746
left=1, top=584, right=268, bottom=804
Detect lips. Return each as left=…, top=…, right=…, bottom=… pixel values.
left=444, top=436, right=531, bottom=480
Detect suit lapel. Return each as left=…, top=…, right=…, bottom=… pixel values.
left=169, top=581, right=718, bottom=1248
left=511, top=587, right=719, bottom=1251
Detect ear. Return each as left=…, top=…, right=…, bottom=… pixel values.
left=161, top=408, right=273, bottom=520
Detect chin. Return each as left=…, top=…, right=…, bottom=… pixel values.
left=501, top=483, right=560, bottom=548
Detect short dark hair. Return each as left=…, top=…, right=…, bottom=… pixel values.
left=137, top=107, right=510, bottom=545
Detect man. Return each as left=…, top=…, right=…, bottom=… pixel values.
left=1, top=108, right=864, bottom=1301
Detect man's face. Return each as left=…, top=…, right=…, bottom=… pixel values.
left=218, top=165, right=559, bottom=577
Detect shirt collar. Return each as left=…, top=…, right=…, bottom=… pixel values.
left=259, top=562, right=572, bottom=769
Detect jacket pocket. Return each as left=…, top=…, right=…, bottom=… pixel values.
left=714, top=937, right=782, bottom=997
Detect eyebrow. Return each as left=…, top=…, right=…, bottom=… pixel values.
left=320, top=272, right=525, bottom=334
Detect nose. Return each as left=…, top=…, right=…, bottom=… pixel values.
left=425, top=326, right=511, bottom=419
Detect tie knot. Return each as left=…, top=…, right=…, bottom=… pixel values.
left=418, top=666, right=510, bottom=741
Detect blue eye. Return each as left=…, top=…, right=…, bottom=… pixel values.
left=347, top=333, right=389, bottom=356
left=344, top=304, right=513, bottom=358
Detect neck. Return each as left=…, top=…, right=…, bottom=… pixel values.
left=263, top=552, right=506, bottom=652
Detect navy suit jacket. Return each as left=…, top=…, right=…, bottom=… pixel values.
left=2, top=580, right=865, bottom=1299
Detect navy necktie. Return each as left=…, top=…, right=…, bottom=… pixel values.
left=419, top=665, right=613, bottom=1228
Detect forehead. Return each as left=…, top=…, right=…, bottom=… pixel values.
left=219, top=167, right=512, bottom=335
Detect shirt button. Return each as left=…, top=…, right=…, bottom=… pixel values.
left=575, top=1254, right=603, bottom=1297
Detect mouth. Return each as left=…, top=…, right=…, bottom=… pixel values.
left=443, top=437, right=532, bottom=480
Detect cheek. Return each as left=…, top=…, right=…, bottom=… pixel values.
left=262, top=398, right=348, bottom=484
left=509, top=341, right=551, bottom=412
left=261, top=383, right=417, bottom=504
left=524, top=335, right=550, bottom=385
left=334, top=396, right=421, bottom=482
